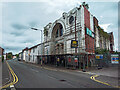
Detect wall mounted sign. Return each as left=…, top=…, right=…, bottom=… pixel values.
left=95, top=54, right=103, bottom=60
left=74, top=58, right=78, bottom=62
left=86, top=28, right=95, bottom=38
left=71, top=40, right=78, bottom=48
left=111, top=54, right=119, bottom=64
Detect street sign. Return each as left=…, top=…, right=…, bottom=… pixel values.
left=71, top=40, right=78, bottom=48
left=111, top=54, right=119, bottom=64
left=86, top=28, right=92, bottom=37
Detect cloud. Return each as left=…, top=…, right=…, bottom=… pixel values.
left=1, top=1, right=119, bottom=54
left=28, top=21, right=39, bottom=27
left=11, top=23, right=29, bottom=30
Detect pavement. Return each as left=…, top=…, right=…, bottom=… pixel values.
left=26, top=61, right=119, bottom=77
left=86, top=66, right=119, bottom=78
left=1, top=60, right=13, bottom=88
left=0, top=60, right=2, bottom=88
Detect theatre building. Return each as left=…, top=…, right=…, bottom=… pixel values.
left=41, top=2, right=114, bottom=68
left=19, top=2, right=114, bottom=68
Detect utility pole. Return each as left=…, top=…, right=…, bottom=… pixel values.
left=75, top=16, right=77, bottom=54
left=78, top=26, right=82, bottom=69
left=31, top=27, right=43, bottom=66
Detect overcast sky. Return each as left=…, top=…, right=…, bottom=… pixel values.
left=0, top=0, right=119, bottom=54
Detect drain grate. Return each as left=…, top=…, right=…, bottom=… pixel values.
left=59, top=79, right=66, bottom=82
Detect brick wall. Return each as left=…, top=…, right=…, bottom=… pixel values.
left=84, top=6, right=95, bottom=53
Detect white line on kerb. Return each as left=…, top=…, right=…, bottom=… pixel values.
left=10, top=85, right=14, bottom=88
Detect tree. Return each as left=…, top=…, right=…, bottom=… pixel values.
left=6, top=52, right=13, bottom=60
left=16, top=54, right=19, bottom=58
left=95, top=48, right=109, bottom=54
left=2, top=56, right=4, bottom=62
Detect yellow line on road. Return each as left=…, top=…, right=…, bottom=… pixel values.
left=90, top=75, right=120, bottom=88
left=0, top=61, right=18, bottom=89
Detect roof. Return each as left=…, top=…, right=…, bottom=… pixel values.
left=22, top=47, right=28, bottom=52
left=29, top=42, right=44, bottom=50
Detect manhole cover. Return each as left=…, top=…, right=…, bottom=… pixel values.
left=59, top=79, right=66, bottom=82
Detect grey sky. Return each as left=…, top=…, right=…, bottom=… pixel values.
left=0, top=0, right=119, bottom=54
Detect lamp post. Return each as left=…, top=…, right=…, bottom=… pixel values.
left=31, top=27, right=43, bottom=66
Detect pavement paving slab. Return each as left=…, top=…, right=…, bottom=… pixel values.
left=87, top=66, right=119, bottom=78
left=96, top=75, right=119, bottom=87
left=2, top=60, right=12, bottom=86
left=0, top=61, right=2, bottom=88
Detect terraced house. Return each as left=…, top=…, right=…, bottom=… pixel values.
left=0, top=47, right=4, bottom=60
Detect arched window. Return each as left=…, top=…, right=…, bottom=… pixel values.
left=59, top=24, right=63, bottom=36
left=56, top=29, right=59, bottom=38
left=53, top=23, right=63, bottom=38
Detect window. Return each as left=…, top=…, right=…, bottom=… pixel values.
left=33, top=55, right=34, bottom=61
left=60, top=24, right=63, bottom=36
left=33, top=48, right=35, bottom=53
left=56, top=29, right=59, bottom=38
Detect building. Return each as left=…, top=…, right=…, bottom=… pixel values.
left=12, top=55, right=17, bottom=59
left=0, top=47, right=4, bottom=60
left=19, top=2, right=114, bottom=68
left=28, top=44, right=39, bottom=64
left=3, top=54, right=6, bottom=60
left=22, top=47, right=28, bottom=62
left=94, top=17, right=114, bottom=51
left=20, top=44, right=43, bottom=64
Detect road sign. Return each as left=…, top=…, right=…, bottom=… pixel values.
left=71, top=40, right=78, bottom=48
left=111, top=54, right=119, bottom=64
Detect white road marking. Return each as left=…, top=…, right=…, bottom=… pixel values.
left=47, top=75, right=56, bottom=80
left=31, top=68, right=39, bottom=72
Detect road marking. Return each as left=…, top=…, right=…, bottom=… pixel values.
left=31, top=68, right=39, bottom=72
left=43, top=67, right=58, bottom=71
left=90, top=75, right=120, bottom=88
left=0, top=61, right=18, bottom=89
left=47, top=75, right=56, bottom=80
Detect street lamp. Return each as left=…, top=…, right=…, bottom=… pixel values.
left=31, top=27, right=43, bottom=66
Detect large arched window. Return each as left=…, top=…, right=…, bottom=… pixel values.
left=59, top=24, right=63, bottom=36
left=53, top=23, right=63, bottom=38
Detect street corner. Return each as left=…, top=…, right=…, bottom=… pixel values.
left=90, top=74, right=120, bottom=88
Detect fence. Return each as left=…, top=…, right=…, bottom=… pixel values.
left=95, top=54, right=119, bottom=68
left=37, top=53, right=96, bottom=69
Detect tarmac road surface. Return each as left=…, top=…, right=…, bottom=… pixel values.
left=7, top=59, right=113, bottom=88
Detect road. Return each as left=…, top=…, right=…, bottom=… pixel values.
left=6, top=59, right=113, bottom=88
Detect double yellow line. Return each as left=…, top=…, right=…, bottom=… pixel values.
left=90, top=75, right=120, bottom=88
left=0, top=61, right=18, bottom=89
